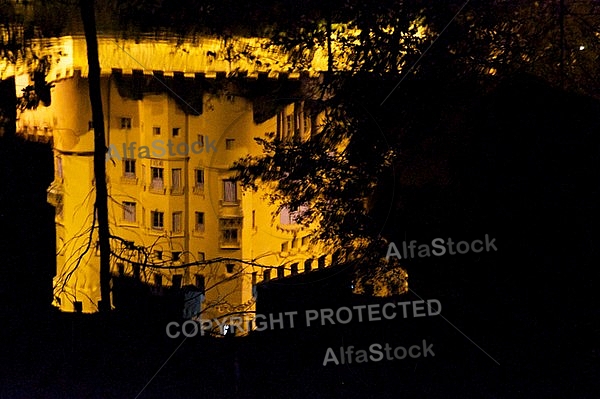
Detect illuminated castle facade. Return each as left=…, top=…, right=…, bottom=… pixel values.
left=16, top=36, right=330, bottom=326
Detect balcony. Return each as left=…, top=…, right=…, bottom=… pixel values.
left=168, top=229, right=184, bottom=237
left=149, top=179, right=166, bottom=194
left=219, top=205, right=243, bottom=219
left=219, top=219, right=241, bottom=249
left=219, top=238, right=241, bottom=249
left=148, top=226, right=166, bottom=235
left=120, top=174, right=138, bottom=185
left=192, top=184, right=204, bottom=195
left=219, top=199, right=241, bottom=207
left=170, top=185, right=185, bottom=196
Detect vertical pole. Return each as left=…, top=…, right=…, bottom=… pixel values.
left=80, top=0, right=111, bottom=312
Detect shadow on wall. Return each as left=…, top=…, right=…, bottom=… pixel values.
left=0, top=135, right=56, bottom=316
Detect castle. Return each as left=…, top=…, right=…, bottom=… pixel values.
left=16, top=35, right=331, bottom=334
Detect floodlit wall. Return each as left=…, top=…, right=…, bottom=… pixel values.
left=19, top=73, right=325, bottom=320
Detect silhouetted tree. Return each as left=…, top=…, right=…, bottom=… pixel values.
left=233, top=0, right=600, bottom=267
left=79, top=0, right=111, bottom=312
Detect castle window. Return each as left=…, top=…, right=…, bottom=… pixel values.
left=172, top=212, right=182, bottom=233
left=219, top=218, right=241, bottom=247
left=150, top=167, right=164, bottom=191
left=120, top=117, right=131, bottom=129
left=151, top=211, right=164, bottom=230
left=171, top=168, right=182, bottom=194
left=194, top=169, right=204, bottom=192
left=123, top=202, right=136, bottom=222
left=124, top=159, right=136, bottom=178
left=195, top=212, right=205, bottom=232
left=223, top=180, right=237, bottom=202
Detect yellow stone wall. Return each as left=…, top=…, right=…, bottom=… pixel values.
left=18, top=72, right=325, bottom=321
